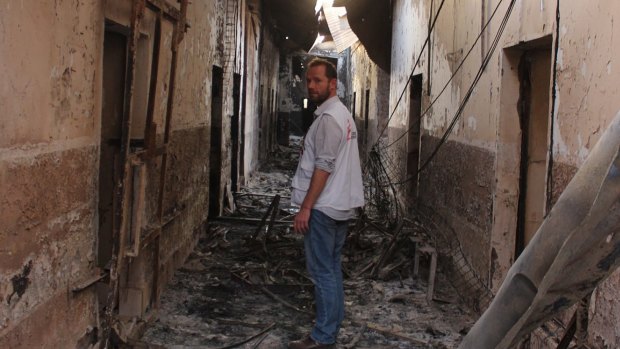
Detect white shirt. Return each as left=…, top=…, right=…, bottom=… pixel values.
left=291, top=96, right=365, bottom=220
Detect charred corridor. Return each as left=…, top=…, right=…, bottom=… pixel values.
left=140, top=143, right=473, bottom=348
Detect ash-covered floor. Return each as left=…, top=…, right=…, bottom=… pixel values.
left=140, top=139, right=475, bottom=348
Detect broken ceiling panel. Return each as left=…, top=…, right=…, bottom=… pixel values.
left=333, top=0, right=392, bottom=71
left=323, top=6, right=359, bottom=53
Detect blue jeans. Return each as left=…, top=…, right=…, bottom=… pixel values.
left=305, top=209, right=348, bottom=345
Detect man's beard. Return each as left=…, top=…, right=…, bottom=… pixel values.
left=309, top=90, right=330, bottom=105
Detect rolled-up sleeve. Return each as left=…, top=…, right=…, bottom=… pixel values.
left=314, top=114, right=343, bottom=173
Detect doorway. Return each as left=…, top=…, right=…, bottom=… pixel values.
left=209, top=66, right=224, bottom=218
left=363, top=89, right=370, bottom=154
left=515, top=48, right=552, bottom=256
left=407, top=74, right=423, bottom=201
left=98, top=25, right=127, bottom=268
left=231, top=73, right=241, bottom=193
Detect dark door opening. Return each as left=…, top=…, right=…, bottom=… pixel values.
left=301, top=97, right=316, bottom=134
left=271, top=89, right=276, bottom=151
left=407, top=74, right=423, bottom=201
left=98, top=25, right=127, bottom=268
left=515, top=48, right=551, bottom=257
left=231, top=73, right=241, bottom=193
left=209, top=66, right=224, bottom=218
left=363, top=89, right=370, bottom=154
left=239, top=77, right=247, bottom=182
left=357, top=89, right=365, bottom=152
left=351, top=91, right=357, bottom=119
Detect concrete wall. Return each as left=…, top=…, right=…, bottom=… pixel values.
left=349, top=44, right=390, bottom=159
left=389, top=0, right=620, bottom=346
left=254, top=13, right=281, bottom=166
left=557, top=2, right=620, bottom=347
left=0, top=1, right=102, bottom=346
left=0, top=0, right=226, bottom=347
left=159, top=0, right=225, bottom=292
left=389, top=0, right=503, bottom=285
left=243, top=5, right=261, bottom=175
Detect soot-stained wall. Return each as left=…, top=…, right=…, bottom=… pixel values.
left=389, top=1, right=620, bottom=346
left=0, top=0, right=226, bottom=346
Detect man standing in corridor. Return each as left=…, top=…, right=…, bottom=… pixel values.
left=288, top=58, right=364, bottom=349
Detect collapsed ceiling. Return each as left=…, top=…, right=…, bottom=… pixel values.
left=262, top=0, right=392, bottom=70
left=334, top=0, right=392, bottom=71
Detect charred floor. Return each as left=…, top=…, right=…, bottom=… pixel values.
left=138, top=141, right=473, bottom=348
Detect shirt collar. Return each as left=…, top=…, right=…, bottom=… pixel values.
left=314, top=95, right=340, bottom=117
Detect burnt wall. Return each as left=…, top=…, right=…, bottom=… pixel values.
left=162, top=127, right=210, bottom=221
left=0, top=0, right=102, bottom=345
left=417, top=135, right=495, bottom=279
left=0, top=0, right=227, bottom=346
left=254, top=14, right=281, bottom=165
left=0, top=147, right=98, bottom=348
left=549, top=162, right=578, bottom=208
left=159, top=127, right=210, bottom=285
left=349, top=44, right=390, bottom=158
left=388, top=0, right=620, bottom=346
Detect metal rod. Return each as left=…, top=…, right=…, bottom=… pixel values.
left=144, top=12, right=162, bottom=152
left=126, top=164, right=147, bottom=257
left=266, top=195, right=281, bottom=235
left=153, top=0, right=188, bottom=308
left=72, top=271, right=106, bottom=293
left=234, top=192, right=291, bottom=199
left=104, top=1, right=145, bottom=347
left=213, top=323, right=276, bottom=349
left=252, top=195, right=280, bottom=240
left=213, top=216, right=292, bottom=225
left=556, top=311, right=577, bottom=349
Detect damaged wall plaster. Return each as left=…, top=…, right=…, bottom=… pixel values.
left=253, top=12, right=281, bottom=169
left=389, top=0, right=620, bottom=346
left=0, top=0, right=101, bottom=346
left=349, top=44, right=390, bottom=159
left=0, top=0, right=281, bottom=346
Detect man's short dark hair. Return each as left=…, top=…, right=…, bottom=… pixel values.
left=307, top=58, right=337, bottom=80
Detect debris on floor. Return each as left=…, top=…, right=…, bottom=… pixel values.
left=140, top=141, right=474, bottom=348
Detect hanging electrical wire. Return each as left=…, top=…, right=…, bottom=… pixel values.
left=383, top=0, right=510, bottom=150
left=360, top=2, right=519, bottom=311
left=373, top=0, right=448, bottom=143
left=388, top=0, right=518, bottom=186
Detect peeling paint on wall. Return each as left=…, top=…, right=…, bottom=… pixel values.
left=387, top=0, right=620, bottom=347
left=9, top=261, right=32, bottom=301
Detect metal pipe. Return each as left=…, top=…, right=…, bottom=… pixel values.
left=460, top=112, right=620, bottom=348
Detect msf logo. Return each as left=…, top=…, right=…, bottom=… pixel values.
left=347, top=120, right=357, bottom=140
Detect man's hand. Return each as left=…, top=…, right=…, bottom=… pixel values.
left=294, top=207, right=311, bottom=234
left=293, top=169, right=330, bottom=234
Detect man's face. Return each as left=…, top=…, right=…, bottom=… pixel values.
left=306, top=65, right=336, bottom=105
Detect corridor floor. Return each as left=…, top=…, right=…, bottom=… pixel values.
left=140, top=141, right=474, bottom=349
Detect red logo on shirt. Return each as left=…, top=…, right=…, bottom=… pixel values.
left=347, top=120, right=352, bottom=140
